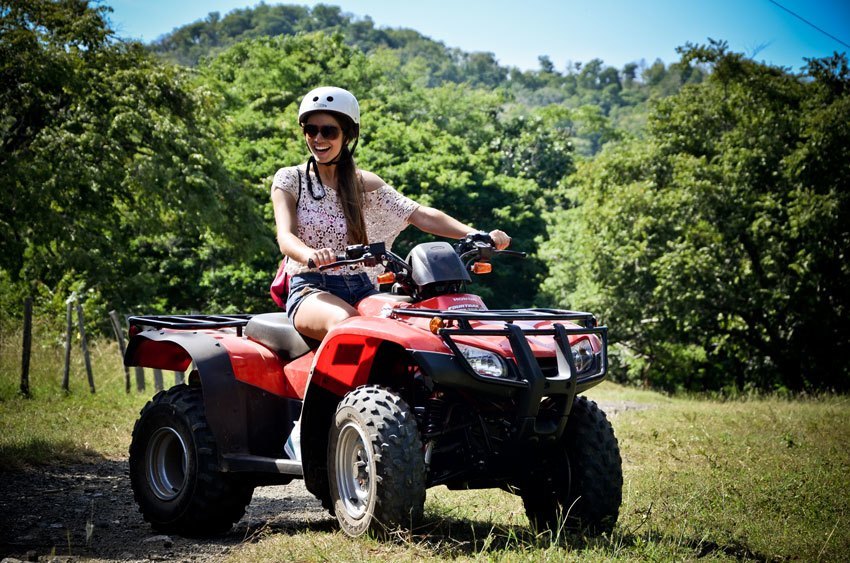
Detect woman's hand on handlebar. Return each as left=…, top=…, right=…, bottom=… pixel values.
left=307, top=248, right=336, bottom=269
left=488, top=229, right=511, bottom=250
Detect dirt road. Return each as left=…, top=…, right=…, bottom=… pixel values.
left=0, top=460, right=330, bottom=562
left=0, top=400, right=643, bottom=562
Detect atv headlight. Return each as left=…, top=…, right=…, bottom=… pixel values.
left=456, top=343, right=508, bottom=379
left=570, top=339, right=595, bottom=374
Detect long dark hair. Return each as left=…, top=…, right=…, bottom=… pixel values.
left=304, top=113, right=367, bottom=245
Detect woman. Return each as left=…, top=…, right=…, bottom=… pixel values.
left=271, top=86, right=510, bottom=341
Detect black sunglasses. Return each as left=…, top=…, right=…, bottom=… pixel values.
left=302, top=124, right=341, bottom=140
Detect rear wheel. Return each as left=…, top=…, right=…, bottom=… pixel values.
left=129, top=384, right=254, bottom=536
left=328, top=385, right=425, bottom=537
left=521, top=396, right=622, bottom=536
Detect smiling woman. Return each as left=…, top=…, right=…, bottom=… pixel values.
left=269, top=86, right=511, bottom=341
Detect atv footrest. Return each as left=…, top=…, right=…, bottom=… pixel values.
left=222, top=453, right=303, bottom=476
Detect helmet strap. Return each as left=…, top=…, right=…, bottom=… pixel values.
left=305, top=157, right=326, bottom=200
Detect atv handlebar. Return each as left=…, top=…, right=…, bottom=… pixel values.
left=308, top=236, right=525, bottom=276
left=310, top=242, right=414, bottom=275
left=454, top=233, right=527, bottom=265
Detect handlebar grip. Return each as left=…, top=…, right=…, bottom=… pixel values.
left=468, top=231, right=494, bottom=244
left=308, top=254, right=345, bottom=270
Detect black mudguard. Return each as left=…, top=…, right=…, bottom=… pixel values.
left=125, top=330, right=301, bottom=465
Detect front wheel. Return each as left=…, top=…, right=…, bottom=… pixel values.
left=328, top=385, right=425, bottom=537
left=129, top=385, right=254, bottom=536
left=521, top=396, right=622, bottom=536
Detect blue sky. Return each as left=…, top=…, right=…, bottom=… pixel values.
left=107, top=0, right=849, bottom=72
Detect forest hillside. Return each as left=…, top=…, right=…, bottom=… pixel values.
left=2, top=1, right=847, bottom=392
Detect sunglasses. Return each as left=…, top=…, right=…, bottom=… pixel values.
left=302, top=124, right=341, bottom=140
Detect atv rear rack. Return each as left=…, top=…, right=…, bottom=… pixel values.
left=128, top=314, right=254, bottom=336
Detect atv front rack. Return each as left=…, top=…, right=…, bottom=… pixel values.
left=392, top=307, right=598, bottom=330
left=393, top=307, right=607, bottom=384
left=394, top=307, right=608, bottom=440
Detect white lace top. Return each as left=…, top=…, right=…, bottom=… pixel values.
left=272, top=165, right=420, bottom=282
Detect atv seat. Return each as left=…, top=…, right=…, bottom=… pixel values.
left=244, top=313, right=314, bottom=360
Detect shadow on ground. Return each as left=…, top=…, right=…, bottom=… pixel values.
left=1, top=447, right=768, bottom=562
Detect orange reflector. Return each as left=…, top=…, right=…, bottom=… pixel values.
left=429, top=317, right=445, bottom=334
left=377, top=272, right=396, bottom=284
left=471, top=262, right=492, bottom=274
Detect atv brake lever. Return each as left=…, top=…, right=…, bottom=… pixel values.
left=495, top=249, right=527, bottom=258
left=317, top=253, right=384, bottom=271
left=308, top=250, right=349, bottom=270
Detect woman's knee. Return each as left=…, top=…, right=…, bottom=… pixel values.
left=293, top=296, right=358, bottom=336
left=324, top=307, right=359, bottom=331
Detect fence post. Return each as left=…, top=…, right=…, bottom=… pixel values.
left=153, top=368, right=163, bottom=391
left=109, top=310, right=131, bottom=394
left=135, top=366, right=146, bottom=392
left=75, top=301, right=95, bottom=394
left=62, top=298, right=73, bottom=392
left=20, top=297, right=32, bottom=398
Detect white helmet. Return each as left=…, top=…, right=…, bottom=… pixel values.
left=298, top=86, right=360, bottom=126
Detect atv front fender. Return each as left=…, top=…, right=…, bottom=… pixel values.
left=299, top=316, right=443, bottom=504
left=308, top=316, right=447, bottom=396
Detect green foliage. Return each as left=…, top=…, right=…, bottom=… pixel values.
left=6, top=3, right=845, bottom=394
left=541, top=43, right=850, bottom=392
left=1, top=0, right=266, bottom=331
left=149, top=2, right=449, bottom=71
left=150, top=2, right=701, bottom=157
left=198, top=32, right=560, bottom=308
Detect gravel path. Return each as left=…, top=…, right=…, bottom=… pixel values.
left=0, top=400, right=645, bottom=562
left=0, top=462, right=330, bottom=563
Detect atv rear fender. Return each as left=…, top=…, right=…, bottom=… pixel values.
left=124, top=329, right=301, bottom=468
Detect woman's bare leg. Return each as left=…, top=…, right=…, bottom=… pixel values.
left=291, top=291, right=360, bottom=341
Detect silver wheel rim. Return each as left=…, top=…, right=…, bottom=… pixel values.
left=335, top=421, right=372, bottom=520
left=147, top=427, right=188, bottom=501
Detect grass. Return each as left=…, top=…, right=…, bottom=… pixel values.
left=0, top=325, right=153, bottom=468
left=2, top=326, right=848, bottom=561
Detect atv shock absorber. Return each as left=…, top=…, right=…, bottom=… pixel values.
left=423, top=391, right=447, bottom=471
left=424, top=391, right=447, bottom=438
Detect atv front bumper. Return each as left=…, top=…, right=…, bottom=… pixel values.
left=398, top=308, right=608, bottom=442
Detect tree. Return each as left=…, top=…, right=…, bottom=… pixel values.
left=540, top=44, right=850, bottom=392
left=538, top=55, right=555, bottom=74
left=497, top=106, right=575, bottom=189
left=1, top=0, right=262, bottom=326
left=196, top=30, right=568, bottom=309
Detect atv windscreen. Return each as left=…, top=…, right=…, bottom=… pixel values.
left=406, top=242, right=472, bottom=287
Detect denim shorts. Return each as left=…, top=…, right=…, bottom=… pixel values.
left=285, top=272, right=378, bottom=321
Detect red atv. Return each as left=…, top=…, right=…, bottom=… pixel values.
left=125, top=234, right=622, bottom=538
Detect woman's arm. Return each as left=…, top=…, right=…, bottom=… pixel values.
left=409, top=206, right=511, bottom=250
left=361, top=169, right=511, bottom=250
left=408, top=205, right=474, bottom=238
left=271, top=188, right=336, bottom=266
